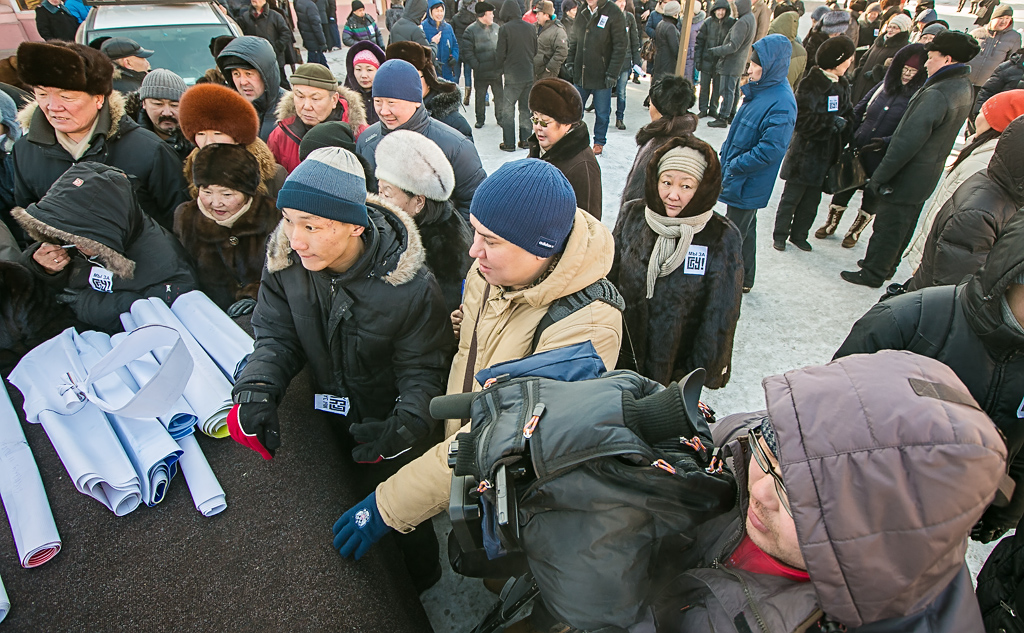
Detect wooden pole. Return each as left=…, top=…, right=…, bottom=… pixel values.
left=675, top=0, right=696, bottom=78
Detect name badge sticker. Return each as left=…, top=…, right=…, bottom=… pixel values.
left=874, top=28, right=879, bottom=36
left=828, top=95, right=839, bottom=112
left=89, top=266, right=114, bottom=293
left=598, top=14, right=608, bottom=27
left=683, top=245, right=708, bottom=275
left=315, top=394, right=350, bottom=415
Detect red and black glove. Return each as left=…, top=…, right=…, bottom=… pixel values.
left=227, top=390, right=280, bottom=460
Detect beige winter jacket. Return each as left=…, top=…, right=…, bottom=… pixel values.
left=375, top=209, right=623, bottom=531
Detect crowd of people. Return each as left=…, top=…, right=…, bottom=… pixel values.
left=2, top=0, right=1024, bottom=629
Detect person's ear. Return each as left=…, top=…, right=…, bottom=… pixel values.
left=414, top=195, right=426, bottom=214
left=352, top=224, right=366, bottom=237
left=94, top=94, right=105, bottom=111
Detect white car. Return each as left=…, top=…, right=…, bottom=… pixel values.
left=77, top=1, right=243, bottom=85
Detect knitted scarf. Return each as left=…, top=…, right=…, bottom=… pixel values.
left=644, top=207, right=713, bottom=299
left=197, top=196, right=253, bottom=228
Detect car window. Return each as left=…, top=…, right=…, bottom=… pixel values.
left=89, top=25, right=233, bottom=84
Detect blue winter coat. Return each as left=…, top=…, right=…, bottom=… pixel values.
left=423, top=0, right=460, bottom=82
left=718, top=34, right=796, bottom=210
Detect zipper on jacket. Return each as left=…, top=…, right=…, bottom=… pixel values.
left=716, top=566, right=771, bottom=633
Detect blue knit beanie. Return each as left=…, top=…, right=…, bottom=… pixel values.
left=277, top=147, right=369, bottom=227
left=372, top=59, right=423, bottom=103
left=470, top=159, right=576, bottom=257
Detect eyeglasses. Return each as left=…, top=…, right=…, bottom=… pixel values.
left=748, top=428, right=792, bottom=517
left=530, top=116, right=552, bottom=127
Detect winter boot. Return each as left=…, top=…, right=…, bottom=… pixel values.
left=814, top=205, right=846, bottom=239
left=616, top=119, right=625, bottom=130
left=842, top=210, right=874, bottom=248
left=463, top=86, right=471, bottom=106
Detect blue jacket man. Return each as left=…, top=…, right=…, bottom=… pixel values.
left=718, top=33, right=796, bottom=291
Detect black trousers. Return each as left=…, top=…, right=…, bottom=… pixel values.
left=726, top=206, right=757, bottom=288
left=773, top=182, right=823, bottom=242
left=830, top=185, right=877, bottom=213
left=474, top=73, right=504, bottom=126
left=858, top=199, right=925, bottom=284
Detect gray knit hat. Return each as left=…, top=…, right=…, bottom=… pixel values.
left=139, top=68, right=188, bottom=101
left=374, top=130, right=455, bottom=202
left=821, top=9, right=851, bottom=35
left=277, top=147, right=368, bottom=226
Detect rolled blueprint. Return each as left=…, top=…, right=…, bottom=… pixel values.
left=171, top=291, right=254, bottom=382
left=0, top=571, right=8, bottom=623
left=176, top=434, right=226, bottom=516
left=128, top=299, right=233, bottom=438
left=0, top=381, right=61, bottom=568
left=112, top=331, right=197, bottom=440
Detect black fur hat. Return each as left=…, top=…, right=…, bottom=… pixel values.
left=17, top=41, right=113, bottom=96
left=529, top=78, right=583, bottom=124
left=644, top=136, right=722, bottom=218
left=648, top=75, right=696, bottom=118
left=192, top=143, right=261, bottom=198
left=926, top=30, right=981, bottom=63
left=386, top=41, right=457, bottom=94
left=815, top=35, right=856, bottom=70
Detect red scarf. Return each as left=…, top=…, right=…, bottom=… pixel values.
left=725, top=535, right=810, bottom=582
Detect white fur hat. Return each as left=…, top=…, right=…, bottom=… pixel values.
left=374, top=130, right=455, bottom=202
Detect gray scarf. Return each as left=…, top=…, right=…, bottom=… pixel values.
left=644, top=207, right=713, bottom=299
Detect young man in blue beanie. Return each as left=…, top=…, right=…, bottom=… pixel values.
left=355, top=58, right=487, bottom=221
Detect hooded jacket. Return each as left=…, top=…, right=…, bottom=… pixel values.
left=216, top=36, right=287, bottom=141
left=850, top=29, right=910, bottom=104
left=12, top=91, right=189, bottom=232
left=565, top=0, right=628, bottom=89
left=344, top=40, right=386, bottom=126
left=718, top=35, right=796, bottom=210
left=267, top=87, right=368, bottom=173
left=767, top=11, right=806, bottom=88
left=527, top=121, right=602, bottom=218
left=646, top=350, right=1005, bottom=633
left=356, top=105, right=486, bottom=220
left=974, top=53, right=1024, bottom=116
left=610, top=136, right=743, bottom=389
left=907, top=117, right=1024, bottom=291
left=858, top=10, right=880, bottom=47
left=373, top=209, right=623, bottom=532
left=969, top=23, right=1021, bottom=87
left=293, top=0, right=327, bottom=52
left=779, top=65, right=853, bottom=187
left=694, top=0, right=735, bottom=75
left=234, top=195, right=453, bottom=430
left=535, top=17, right=570, bottom=79
left=422, top=0, right=461, bottom=82
left=709, top=0, right=755, bottom=76
left=462, top=18, right=501, bottom=78
left=496, top=0, right=539, bottom=84
left=870, top=63, right=974, bottom=206
left=389, top=0, right=431, bottom=46
left=12, top=163, right=196, bottom=332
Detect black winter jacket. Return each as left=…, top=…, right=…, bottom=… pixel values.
left=496, top=2, right=538, bottom=83
left=136, top=110, right=195, bottom=163
left=566, top=0, right=628, bottom=89
left=416, top=200, right=473, bottom=313
left=238, top=7, right=292, bottom=63
left=850, top=29, right=910, bottom=104
left=462, top=19, right=501, bottom=78
left=624, top=11, right=641, bottom=71
left=217, top=36, right=287, bottom=141
left=708, top=0, right=754, bottom=76
left=453, top=6, right=477, bottom=45
left=294, top=0, right=327, bottom=50
left=389, top=0, right=430, bottom=45
left=651, top=16, right=680, bottom=81
left=836, top=210, right=1024, bottom=534
left=694, top=0, right=735, bottom=75
left=34, top=3, right=79, bottom=41
left=12, top=92, right=188, bottom=231
left=235, top=196, right=454, bottom=430
left=779, top=67, right=853, bottom=187
left=13, top=163, right=196, bottom=333
left=424, top=83, right=474, bottom=138
left=112, top=67, right=147, bottom=95
left=974, top=53, right=1024, bottom=117
left=908, top=116, right=1024, bottom=291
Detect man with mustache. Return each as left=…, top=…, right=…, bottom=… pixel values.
left=137, top=69, right=194, bottom=163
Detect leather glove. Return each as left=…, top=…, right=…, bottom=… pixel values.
left=227, top=391, right=280, bottom=459
left=227, top=297, right=257, bottom=317
left=349, top=409, right=431, bottom=464
left=832, top=116, right=847, bottom=133
left=332, top=492, right=393, bottom=560
left=861, top=137, right=886, bottom=153
left=55, top=289, right=81, bottom=305
left=971, top=518, right=1011, bottom=544
left=605, top=74, right=617, bottom=89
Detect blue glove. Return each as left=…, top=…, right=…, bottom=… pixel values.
left=332, top=492, right=392, bottom=560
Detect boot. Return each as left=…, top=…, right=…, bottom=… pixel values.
left=842, top=210, right=874, bottom=248
left=463, top=86, right=471, bottom=106
left=814, top=205, right=846, bottom=239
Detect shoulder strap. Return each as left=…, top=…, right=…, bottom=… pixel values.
left=908, top=285, right=958, bottom=358
left=529, top=278, right=625, bottom=355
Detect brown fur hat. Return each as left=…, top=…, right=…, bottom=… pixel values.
left=16, top=41, right=113, bottom=96
left=192, top=143, right=262, bottom=198
left=644, top=135, right=722, bottom=218
left=528, top=78, right=583, bottom=125
left=0, top=56, right=30, bottom=92
left=385, top=41, right=457, bottom=94
left=178, top=84, right=259, bottom=145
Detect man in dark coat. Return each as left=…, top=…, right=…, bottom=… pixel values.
left=136, top=69, right=194, bottom=163
left=462, top=2, right=504, bottom=129
left=13, top=163, right=196, bottom=332
left=565, top=0, right=627, bottom=155
left=34, top=0, right=80, bottom=42
left=101, top=38, right=152, bottom=95
left=217, top=36, right=288, bottom=141
left=973, top=51, right=1024, bottom=118
left=293, top=0, right=329, bottom=65
left=11, top=41, right=188, bottom=231
left=694, top=0, right=735, bottom=118
left=836, top=211, right=1024, bottom=543
left=842, top=31, right=981, bottom=288
left=496, top=0, right=538, bottom=150
left=389, top=0, right=431, bottom=45
left=706, top=0, right=755, bottom=127
left=238, top=0, right=293, bottom=82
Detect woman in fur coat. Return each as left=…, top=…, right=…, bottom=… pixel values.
left=772, top=36, right=855, bottom=252
left=373, top=130, right=472, bottom=314
left=609, top=136, right=743, bottom=389
left=173, top=144, right=280, bottom=315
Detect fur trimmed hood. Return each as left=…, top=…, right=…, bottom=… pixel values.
left=17, top=89, right=128, bottom=140
left=423, top=82, right=463, bottom=121
left=642, top=135, right=723, bottom=217
left=273, top=85, right=368, bottom=130
left=882, top=41, right=928, bottom=96
left=265, top=193, right=426, bottom=286
left=182, top=138, right=280, bottom=198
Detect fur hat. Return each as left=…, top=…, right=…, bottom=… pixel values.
left=529, top=78, right=583, bottom=124
left=374, top=130, right=455, bottom=201
left=476, top=1, right=494, bottom=14
left=16, top=41, right=113, bottom=96
left=192, top=143, right=262, bottom=198
left=178, top=84, right=260, bottom=145
left=537, top=0, right=554, bottom=14
left=644, top=136, right=721, bottom=218
left=821, top=10, right=851, bottom=35
left=849, top=0, right=867, bottom=12
left=816, top=35, right=856, bottom=69
left=209, top=35, right=236, bottom=59
left=926, top=30, right=981, bottom=63
left=386, top=41, right=456, bottom=95
left=810, top=5, right=829, bottom=21
left=649, top=75, right=696, bottom=118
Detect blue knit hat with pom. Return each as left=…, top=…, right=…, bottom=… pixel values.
left=277, top=147, right=368, bottom=227
left=470, top=159, right=576, bottom=257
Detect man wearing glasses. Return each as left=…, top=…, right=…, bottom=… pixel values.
left=642, top=350, right=1007, bottom=632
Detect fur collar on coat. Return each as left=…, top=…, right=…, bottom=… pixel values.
left=273, top=85, right=368, bottom=130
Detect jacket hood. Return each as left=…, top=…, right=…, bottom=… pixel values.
left=768, top=11, right=799, bottom=41
left=265, top=193, right=426, bottom=286
left=12, top=162, right=145, bottom=279
left=18, top=90, right=128, bottom=142
left=423, top=82, right=463, bottom=119
left=963, top=208, right=1024, bottom=351
left=749, top=33, right=792, bottom=89
left=274, top=85, right=368, bottom=129
left=642, top=135, right=722, bottom=217
left=345, top=40, right=386, bottom=92
left=734, top=0, right=751, bottom=17
left=0, top=90, right=21, bottom=143
left=882, top=42, right=927, bottom=96
left=182, top=138, right=280, bottom=198
left=986, top=115, right=1024, bottom=207
left=499, top=0, right=521, bottom=21
left=216, top=36, right=282, bottom=105
left=403, top=0, right=428, bottom=21
left=710, top=0, right=730, bottom=15
left=764, top=350, right=1005, bottom=628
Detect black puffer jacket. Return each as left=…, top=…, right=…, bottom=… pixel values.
left=11, top=92, right=188, bottom=231
left=294, top=0, right=327, bottom=50
left=424, top=83, right=474, bottom=138
left=651, top=16, right=680, bottom=81
left=112, top=67, right=147, bottom=95
left=566, top=0, right=628, bottom=89
left=496, top=1, right=538, bottom=83
left=389, top=0, right=430, bottom=45
left=217, top=36, right=287, bottom=141
left=235, top=195, right=454, bottom=429
left=416, top=200, right=473, bottom=313
left=908, top=117, right=1024, bottom=291
left=974, top=52, right=1024, bottom=117
left=836, top=210, right=1024, bottom=535
left=850, top=29, right=910, bottom=104
left=779, top=66, right=853, bottom=187
left=693, top=0, right=734, bottom=74
left=13, top=163, right=196, bottom=333
left=462, top=19, right=501, bottom=78
left=238, top=7, right=292, bottom=64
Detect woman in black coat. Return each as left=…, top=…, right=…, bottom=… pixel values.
left=849, top=16, right=911, bottom=103
left=773, top=36, right=855, bottom=252
left=610, top=135, right=743, bottom=389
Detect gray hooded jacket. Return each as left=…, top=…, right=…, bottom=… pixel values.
left=216, top=36, right=286, bottom=142
left=709, top=0, right=755, bottom=76
left=389, top=0, right=431, bottom=46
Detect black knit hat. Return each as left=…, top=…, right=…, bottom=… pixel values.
left=648, top=75, right=695, bottom=118
left=816, top=35, right=856, bottom=70
left=529, top=78, right=583, bottom=124
left=926, top=30, right=981, bottom=63
left=299, top=121, right=357, bottom=160
left=192, top=143, right=261, bottom=198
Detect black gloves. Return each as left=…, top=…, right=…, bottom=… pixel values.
left=971, top=518, right=1011, bottom=544
left=832, top=116, right=847, bottom=133
left=349, top=409, right=432, bottom=464
left=861, top=137, right=886, bottom=153
left=227, top=297, right=257, bottom=317
left=605, top=75, right=617, bottom=89
left=228, top=390, right=280, bottom=459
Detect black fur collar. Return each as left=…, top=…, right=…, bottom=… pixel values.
left=425, top=84, right=463, bottom=121
left=532, top=121, right=591, bottom=164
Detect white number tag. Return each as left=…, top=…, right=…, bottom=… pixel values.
left=315, top=394, right=350, bottom=415
left=89, top=266, right=114, bottom=293
left=828, top=95, right=839, bottom=112
left=598, top=14, right=608, bottom=27
left=684, top=245, right=708, bottom=275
